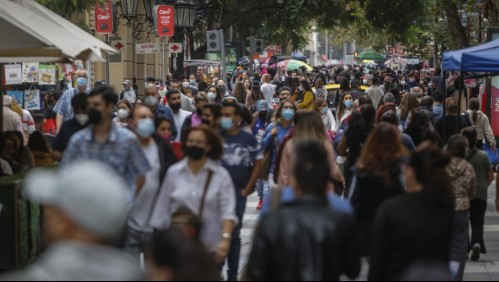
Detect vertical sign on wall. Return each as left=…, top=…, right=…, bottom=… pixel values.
left=487, top=28, right=499, bottom=138
left=155, top=6, right=175, bottom=37
left=95, top=0, right=114, bottom=34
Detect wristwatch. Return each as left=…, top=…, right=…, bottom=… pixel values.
left=222, top=233, right=232, bottom=240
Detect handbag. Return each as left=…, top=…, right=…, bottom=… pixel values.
left=171, top=171, right=214, bottom=226
left=483, top=142, right=499, bottom=165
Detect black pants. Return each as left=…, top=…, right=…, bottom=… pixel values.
left=477, top=140, right=484, bottom=150
left=470, top=198, right=488, bottom=253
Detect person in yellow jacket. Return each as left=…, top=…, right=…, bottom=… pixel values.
left=291, top=80, right=315, bottom=111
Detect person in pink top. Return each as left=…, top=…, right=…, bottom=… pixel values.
left=180, top=94, right=208, bottom=142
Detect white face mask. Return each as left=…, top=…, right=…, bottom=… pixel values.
left=117, top=109, right=129, bottom=119
left=75, top=114, right=89, bottom=126
left=182, top=82, right=190, bottom=88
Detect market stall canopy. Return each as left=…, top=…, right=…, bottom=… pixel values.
left=442, top=39, right=499, bottom=71
left=0, top=0, right=118, bottom=63
left=357, top=51, right=385, bottom=61
left=277, top=59, right=313, bottom=72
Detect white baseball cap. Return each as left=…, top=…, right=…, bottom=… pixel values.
left=23, top=161, right=129, bottom=239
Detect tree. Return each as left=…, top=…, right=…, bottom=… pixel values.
left=36, top=0, right=98, bottom=18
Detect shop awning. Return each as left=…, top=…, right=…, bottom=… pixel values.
left=0, top=0, right=118, bottom=63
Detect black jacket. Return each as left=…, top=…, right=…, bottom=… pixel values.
left=351, top=164, right=406, bottom=256
left=368, top=193, right=454, bottom=281
left=152, top=134, right=178, bottom=182
left=246, top=197, right=361, bottom=281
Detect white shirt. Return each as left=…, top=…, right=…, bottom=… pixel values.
left=122, top=90, right=136, bottom=105
left=322, top=109, right=337, bottom=131
left=150, top=159, right=238, bottom=252
left=172, top=109, right=191, bottom=142
left=261, top=83, right=275, bottom=110
left=366, top=86, right=384, bottom=109
left=22, top=110, right=36, bottom=135
left=3, top=107, right=23, bottom=133
left=127, top=141, right=160, bottom=232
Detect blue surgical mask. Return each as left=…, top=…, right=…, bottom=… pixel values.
left=137, top=118, right=155, bottom=138
left=281, top=109, right=295, bottom=121
left=344, top=100, right=353, bottom=108
left=207, top=92, right=217, bottom=102
left=322, top=107, right=328, bottom=114
left=77, top=77, right=87, bottom=87
left=220, top=117, right=234, bottom=130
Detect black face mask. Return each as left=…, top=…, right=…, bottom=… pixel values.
left=259, top=111, right=268, bottom=120
left=196, top=108, right=203, bottom=116
left=88, top=108, right=103, bottom=125
left=201, top=119, right=211, bottom=125
left=170, top=103, right=181, bottom=112
left=185, top=146, right=205, bottom=161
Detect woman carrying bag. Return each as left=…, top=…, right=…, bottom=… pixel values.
left=150, top=125, right=238, bottom=264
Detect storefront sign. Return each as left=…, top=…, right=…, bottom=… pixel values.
left=155, top=5, right=174, bottom=37
left=95, top=0, right=114, bottom=34
left=491, top=76, right=499, bottom=136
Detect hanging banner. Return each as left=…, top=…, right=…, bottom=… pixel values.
left=491, top=76, right=499, bottom=136
left=95, top=0, right=114, bottom=34
left=24, top=89, right=41, bottom=110
left=75, top=60, right=84, bottom=70
left=154, top=5, right=175, bottom=37
left=4, top=64, right=22, bottom=85
left=22, top=63, right=39, bottom=83
left=7, top=90, right=24, bottom=108
left=39, top=64, right=57, bottom=85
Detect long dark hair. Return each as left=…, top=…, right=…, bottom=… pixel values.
left=469, top=98, right=480, bottom=123
left=300, top=80, right=312, bottom=92
left=404, top=109, right=441, bottom=147
left=345, top=105, right=376, bottom=163
left=409, top=146, right=453, bottom=207
left=357, top=123, right=408, bottom=183
left=27, top=131, right=51, bottom=154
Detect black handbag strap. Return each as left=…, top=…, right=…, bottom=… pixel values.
left=198, top=171, right=214, bottom=218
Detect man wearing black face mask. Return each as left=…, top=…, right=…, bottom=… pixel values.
left=181, top=95, right=209, bottom=142
left=62, top=86, right=151, bottom=199
left=167, top=90, right=192, bottom=142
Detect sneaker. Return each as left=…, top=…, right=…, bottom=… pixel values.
left=256, top=199, right=263, bottom=211
left=471, top=243, right=481, bottom=261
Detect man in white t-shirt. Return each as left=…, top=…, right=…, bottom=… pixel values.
left=260, top=74, right=275, bottom=110
left=125, top=105, right=178, bottom=257
left=167, top=90, right=192, bottom=142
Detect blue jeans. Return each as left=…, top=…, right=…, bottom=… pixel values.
left=227, top=193, right=247, bottom=280
left=255, top=179, right=269, bottom=200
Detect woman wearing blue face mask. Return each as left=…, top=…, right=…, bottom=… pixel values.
left=206, top=86, right=222, bottom=104
left=260, top=100, right=297, bottom=201
left=336, top=93, right=354, bottom=131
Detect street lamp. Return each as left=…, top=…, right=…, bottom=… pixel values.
left=174, top=0, right=197, bottom=28
left=143, top=0, right=167, bottom=23
left=116, top=0, right=139, bottom=25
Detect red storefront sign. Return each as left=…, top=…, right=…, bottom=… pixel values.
left=491, top=77, right=499, bottom=136
left=155, top=5, right=175, bottom=37
left=95, top=0, right=114, bottom=34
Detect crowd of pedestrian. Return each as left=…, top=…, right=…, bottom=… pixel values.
left=1, top=63, right=498, bottom=281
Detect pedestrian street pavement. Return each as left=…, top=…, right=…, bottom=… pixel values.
left=236, top=180, right=499, bottom=281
